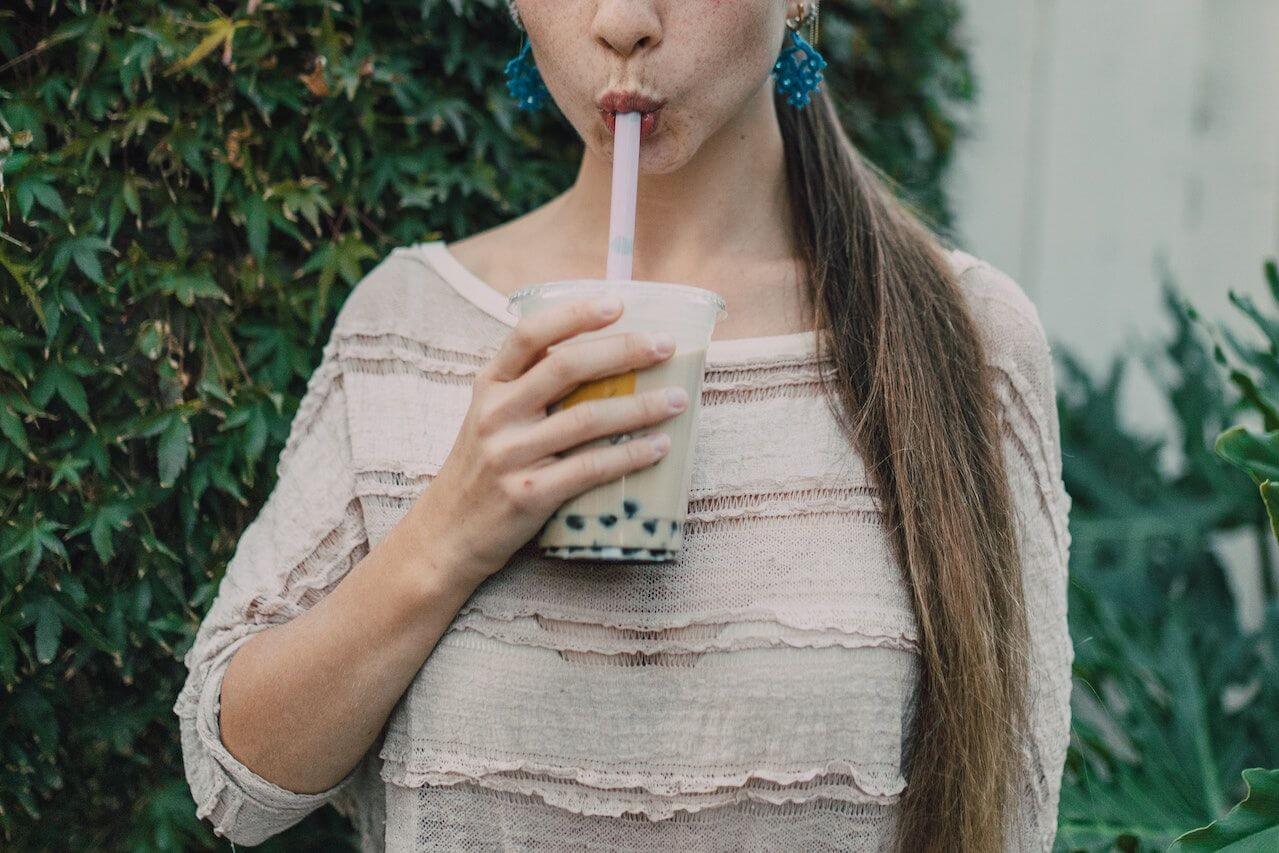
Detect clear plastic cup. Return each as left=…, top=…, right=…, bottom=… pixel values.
left=507, top=279, right=727, bottom=561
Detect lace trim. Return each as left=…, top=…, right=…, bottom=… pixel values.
left=276, top=342, right=344, bottom=474
left=354, top=468, right=881, bottom=517
left=702, top=380, right=826, bottom=405
left=337, top=329, right=489, bottom=367
left=1002, top=419, right=1070, bottom=569
left=335, top=328, right=837, bottom=384
left=379, top=746, right=905, bottom=810
left=385, top=777, right=899, bottom=823
left=454, top=595, right=915, bottom=635
left=448, top=611, right=919, bottom=657
left=989, top=366, right=1070, bottom=564
left=344, top=357, right=476, bottom=385
left=380, top=765, right=903, bottom=820
left=244, top=496, right=368, bottom=624
left=989, top=356, right=1060, bottom=473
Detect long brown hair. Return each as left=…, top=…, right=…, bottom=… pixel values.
left=775, top=83, right=1030, bottom=850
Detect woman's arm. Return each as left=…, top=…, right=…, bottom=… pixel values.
left=173, top=329, right=483, bottom=845
left=216, top=499, right=484, bottom=798
left=173, top=335, right=381, bottom=845
left=175, top=280, right=689, bottom=845
left=957, top=259, right=1075, bottom=852
left=173, top=332, right=488, bottom=846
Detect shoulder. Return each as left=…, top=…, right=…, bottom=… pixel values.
left=943, top=249, right=1058, bottom=422
left=331, top=244, right=446, bottom=336
left=947, top=248, right=1055, bottom=382
left=326, top=242, right=502, bottom=357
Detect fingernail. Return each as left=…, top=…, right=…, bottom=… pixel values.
left=650, top=332, right=676, bottom=355
left=596, top=295, right=622, bottom=317
left=665, top=387, right=688, bottom=411
left=648, top=432, right=671, bottom=454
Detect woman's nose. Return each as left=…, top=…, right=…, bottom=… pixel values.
left=591, top=0, right=662, bottom=58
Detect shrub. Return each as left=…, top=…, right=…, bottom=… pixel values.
left=0, top=1, right=973, bottom=847
left=1055, top=269, right=1279, bottom=851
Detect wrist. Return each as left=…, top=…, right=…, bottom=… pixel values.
left=395, top=499, right=492, bottom=600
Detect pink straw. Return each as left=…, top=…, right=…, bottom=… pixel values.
left=605, top=111, right=642, bottom=281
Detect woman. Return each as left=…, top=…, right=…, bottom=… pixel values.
left=174, top=1, right=1073, bottom=850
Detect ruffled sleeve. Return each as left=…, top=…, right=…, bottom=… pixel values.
left=172, top=332, right=370, bottom=845
left=956, top=254, right=1075, bottom=851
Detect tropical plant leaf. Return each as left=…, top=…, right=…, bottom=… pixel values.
left=1172, top=768, right=1279, bottom=852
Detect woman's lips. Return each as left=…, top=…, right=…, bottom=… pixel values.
left=600, top=108, right=661, bottom=139
left=596, top=91, right=666, bottom=140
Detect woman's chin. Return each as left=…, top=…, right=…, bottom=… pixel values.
left=591, top=128, right=687, bottom=175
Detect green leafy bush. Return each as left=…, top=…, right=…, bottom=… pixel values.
left=0, top=1, right=973, bottom=847
left=1055, top=269, right=1279, bottom=851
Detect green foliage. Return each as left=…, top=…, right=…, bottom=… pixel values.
left=1054, top=271, right=1279, bottom=851
left=1173, top=768, right=1279, bottom=852
left=1214, top=261, right=1279, bottom=577
left=0, top=0, right=973, bottom=847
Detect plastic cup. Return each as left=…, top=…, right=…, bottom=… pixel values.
left=507, top=279, right=727, bottom=561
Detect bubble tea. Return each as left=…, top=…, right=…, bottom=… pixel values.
left=507, top=281, right=726, bottom=561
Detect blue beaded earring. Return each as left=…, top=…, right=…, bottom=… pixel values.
left=773, top=3, right=827, bottom=109
left=504, top=36, right=550, bottom=112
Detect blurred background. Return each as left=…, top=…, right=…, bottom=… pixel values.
left=952, top=0, right=1279, bottom=635
left=953, top=0, right=1279, bottom=436
left=1, top=1, right=1276, bottom=850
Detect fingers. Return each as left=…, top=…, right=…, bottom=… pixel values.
left=509, top=329, right=676, bottom=414
left=527, top=431, right=672, bottom=508
left=504, top=385, right=689, bottom=468
left=484, top=295, right=624, bottom=382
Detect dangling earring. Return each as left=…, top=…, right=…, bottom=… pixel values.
left=773, top=1, right=827, bottom=109
left=504, top=35, right=550, bottom=112
left=504, top=2, right=549, bottom=112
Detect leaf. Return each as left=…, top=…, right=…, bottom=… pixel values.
left=31, top=182, right=67, bottom=219
left=156, top=271, right=230, bottom=306
left=88, top=503, right=132, bottom=563
left=157, top=415, right=191, bottom=486
left=50, top=236, right=115, bottom=285
left=0, top=402, right=31, bottom=455
left=165, top=15, right=247, bottom=76
left=1262, top=481, right=1279, bottom=546
left=35, top=599, right=62, bottom=665
left=1173, top=768, right=1279, bottom=851
left=1216, top=426, right=1279, bottom=485
left=54, top=367, right=91, bottom=426
left=240, top=193, right=269, bottom=260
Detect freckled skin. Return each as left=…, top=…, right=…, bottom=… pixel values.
left=518, top=1, right=789, bottom=175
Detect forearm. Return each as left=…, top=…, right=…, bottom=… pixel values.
left=217, top=500, right=485, bottom=794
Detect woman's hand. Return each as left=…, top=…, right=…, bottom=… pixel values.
left=408, top=295, right=689, bottom=586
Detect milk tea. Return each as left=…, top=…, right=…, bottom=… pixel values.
left=538, top=347, right=708, bottom=560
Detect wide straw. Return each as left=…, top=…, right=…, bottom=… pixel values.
left=605, top=111, right=642, bottom=281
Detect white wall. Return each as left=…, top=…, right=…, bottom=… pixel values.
left=947, top=0, right=1279, bottom=619
left=948, top=0, right=1279, bottom=440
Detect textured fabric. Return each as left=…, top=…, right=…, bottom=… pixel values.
left=174, top=240, right=1073, bottom=850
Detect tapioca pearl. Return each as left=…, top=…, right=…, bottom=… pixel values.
left=599, top=513, right=618, bottom=527
left=565, top=514, right=585, bottom=530
left=669, top=520, right=678, bottom=533
left=642, top=519, right=658, bottom=535
left=622, top=547, right=642, bottom=556
left=623, top=500, right=640, bottom=518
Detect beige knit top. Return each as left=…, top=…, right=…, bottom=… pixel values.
left=174, top=240, right=1074, bottom=851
